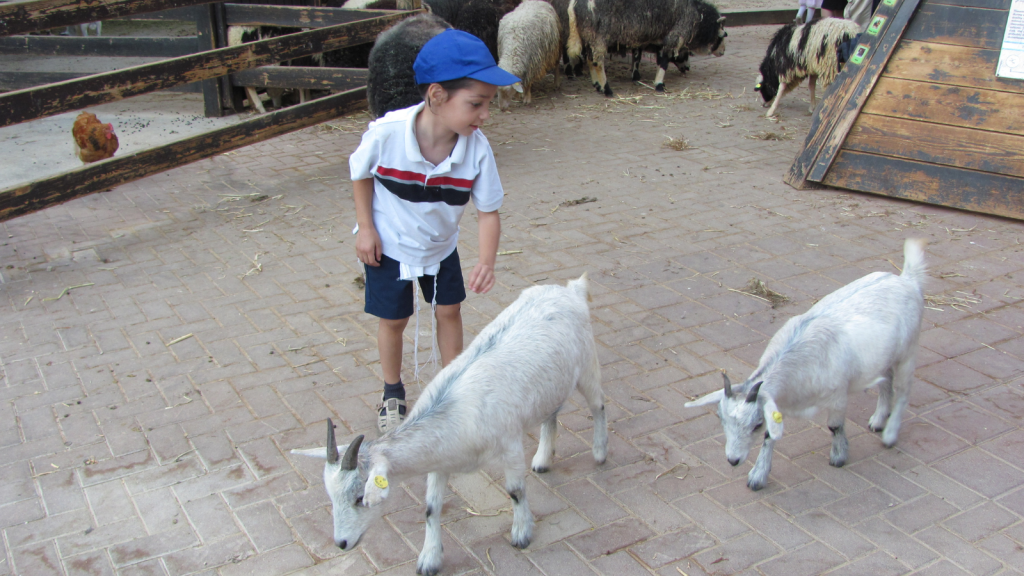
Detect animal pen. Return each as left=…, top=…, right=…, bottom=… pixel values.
left=0, top=0, right=803, bottom=225
left=787, top=0, right=1024, bottom=221
left=0, top=0, right=424, bottom=222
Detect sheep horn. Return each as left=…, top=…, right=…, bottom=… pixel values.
left=722, top=372, right=733, bottom=397
left=326, top=418, right=339, bottom=464
left=746, top=381, right=763, bottom=403
left=342, top=434, right=364, bottom=471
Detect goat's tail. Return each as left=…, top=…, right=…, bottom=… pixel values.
left=567, top=272, right=592, bottom=303
left=900, top=238, right=927, bottom=288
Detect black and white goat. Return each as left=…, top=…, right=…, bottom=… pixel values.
left=567, top=0, right=726, bottom=96
left=293, top=274, right=608, bottom=576
left=755, top=17, right=860, bottom=117
left=686, top=239, right=927, bottom=491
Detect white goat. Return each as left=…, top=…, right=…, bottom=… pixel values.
left=685, top=239, right=926, bottom=491
left=293, top=274, right=607, bottom=576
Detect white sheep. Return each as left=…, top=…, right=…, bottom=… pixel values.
left=496, top=0, right=562, bottom=110
left=755, top=17, right=861, bottom=117
left=293, top=274, right=608, bottom=576
left=685, top=239, right=927, bottom=491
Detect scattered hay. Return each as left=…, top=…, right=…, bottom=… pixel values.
left=746, top=278, right=790, bottom=308
left=353, top=276, right=365, bottom=289
left=924, top=292, right=981, bottom=312
left=560, top=196, right=597, bottom=207
left=663, top=136, right=694, bottom=151
left=746, top=131, right=792, bottom=141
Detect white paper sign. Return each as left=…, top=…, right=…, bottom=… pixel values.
left=997, top=0, right=1024, bottom=79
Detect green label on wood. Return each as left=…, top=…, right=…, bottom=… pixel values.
left=868, top=16, right=886, bottom=35
left=850, top=44, right=870, bottom=65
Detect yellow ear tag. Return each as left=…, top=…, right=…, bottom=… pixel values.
left=772, top=411, right=783, bottom=424
left=374, top=475, right=388, bottom=489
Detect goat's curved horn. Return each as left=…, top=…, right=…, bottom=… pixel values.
left=326, top=418, right=339, bottom=464
left=746, top=381, right=763, bottom=403
left=722, top=372, right=733, bottom=397
left=342, top=434, right=364, bottom=471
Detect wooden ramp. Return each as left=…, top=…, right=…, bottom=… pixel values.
left=786, top=0, right=1024, bottom=221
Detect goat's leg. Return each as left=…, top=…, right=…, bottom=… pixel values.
left=531, top=411, right=558, bottom=473
left=245, top=87, right=266, bottom=113
left=808, top=75, right=817, bottom=113
left=882, top=357, right=916, bottom=448
left=654, top=52, right=669, bottom=92
left=827, top=408, right=849, bottom=468
left=748, top=431, right=775, bottom=491
left=417, top=472, right=448, bottom=576
left=577, top=354, right=608, bottom=464
left=504, top=443, right=533, bottom=549
left=869, top=371, right=893, bottom=432
left=631, top=48, right=642, bottom=81
left=765, top=81, right=791, bottom=118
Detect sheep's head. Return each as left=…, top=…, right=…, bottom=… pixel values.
left=496, top=82, right=523, bottom=112
left=684, top=374, right=783, bottom=466
left=712, top=17, right=727, bottom=57
left=755, top=59, right=779, bottom=104
left=291, top=421, right=382, bottom=551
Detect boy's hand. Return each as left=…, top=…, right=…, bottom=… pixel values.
left=356, top=227, right=382, bottom=266
left=467, top=262, right=495, bottom=294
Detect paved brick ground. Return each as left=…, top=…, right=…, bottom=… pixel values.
left=2, top=24, right=1024, bottom=576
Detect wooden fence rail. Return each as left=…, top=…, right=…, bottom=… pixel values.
left=0, top=0, right=216, bottom=36
left=0, top=11, right=406, bottom=128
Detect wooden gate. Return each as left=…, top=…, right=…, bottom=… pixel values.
left=786, top=0, right=1024, bottom=220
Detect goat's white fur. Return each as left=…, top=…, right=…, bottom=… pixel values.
left=293, top=274, right=607, bottom=576
left=686, top=239, right=926, bottom=491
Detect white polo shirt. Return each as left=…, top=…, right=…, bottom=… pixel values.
left=349, top=102, right=504, bottom=268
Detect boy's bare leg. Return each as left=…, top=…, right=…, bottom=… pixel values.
left=379, top=317, right=410, bottom=383
left=435, top=303, right=463, bottom=366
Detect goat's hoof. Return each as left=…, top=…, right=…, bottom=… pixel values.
left=631, top=72, right=641, bottom=82
left=883, top=439, right=898, bottom=449
left=603, top=86, right=614, bottom=98
left=531, top=465, right=549, bottom=473
left=655, top=84, right=665, bottom=92
left=829, top=456, right=847, bottom=468
left=869, top=424, right=885, bottom=433
left=747, top=477, right=767, bottom=491
left=511, top=535, right=531, bottom=549
left=416, top=565, right=440, bottom=576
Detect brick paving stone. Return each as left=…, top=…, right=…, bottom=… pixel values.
left=5, top=19, right=1024, bottom=576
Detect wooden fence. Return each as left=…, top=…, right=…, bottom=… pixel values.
left=0, top=0, right=798, bottom=222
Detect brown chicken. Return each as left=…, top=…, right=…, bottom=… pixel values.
left=72, top=112, right=119, bottom=163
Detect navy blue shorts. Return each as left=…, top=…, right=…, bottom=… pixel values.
left=363, top=249, right=466, bottom=320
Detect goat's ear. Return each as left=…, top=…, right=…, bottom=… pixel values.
left=291, top=446, right=330, bottom=459
left=761, top=397, right=784, bottom=440
left=685, top=389, right=724, bottom=408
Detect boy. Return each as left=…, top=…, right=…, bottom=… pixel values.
left=349, top=29, right=520, bottom=432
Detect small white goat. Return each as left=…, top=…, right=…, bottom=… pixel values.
left=686, top=239, right=926, bottom=491
left=293, top=274, right=607, bottom=576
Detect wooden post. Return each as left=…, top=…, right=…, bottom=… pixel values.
left=195, top=4, right=224, bottom=117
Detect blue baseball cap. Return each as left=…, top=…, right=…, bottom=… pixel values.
left=413, top=29, right=520, bottom=86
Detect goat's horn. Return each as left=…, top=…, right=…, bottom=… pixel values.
left=746, top=381, right=763, bottom=403
left=326, top=418, right=339, bottom=464
left=342, top=434, right=364, bottom=471
left=722, top=372, right=733, bottom=397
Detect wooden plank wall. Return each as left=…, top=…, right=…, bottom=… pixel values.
left=822, top=0, right=1024, bottom=220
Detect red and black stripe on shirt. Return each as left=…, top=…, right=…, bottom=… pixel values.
left=375, top=167, right=474, bottom=206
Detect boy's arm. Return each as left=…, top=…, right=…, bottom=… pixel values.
left=467, top=209, right=500, bottom=294
left=353, top=178, right=382, bottom=266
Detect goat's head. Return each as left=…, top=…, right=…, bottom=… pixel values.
left=291, top=420, right=383, bottom=550
left=684, top=373, right=783, bottom=465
